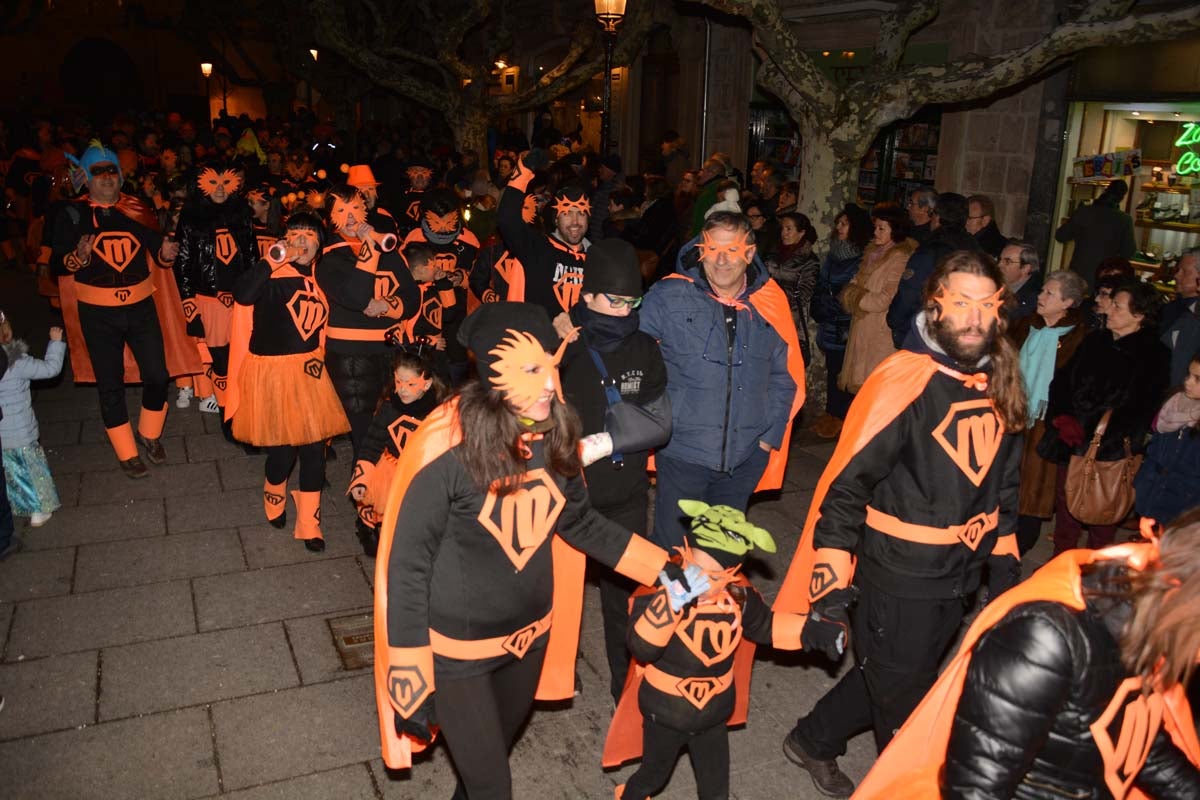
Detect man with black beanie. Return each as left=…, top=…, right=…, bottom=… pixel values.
left=560, top=238, right=672, bottom=703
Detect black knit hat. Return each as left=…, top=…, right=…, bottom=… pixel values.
left=458, top=302, right=559, bottom=383
left=582, top=238, right=642, bottom=298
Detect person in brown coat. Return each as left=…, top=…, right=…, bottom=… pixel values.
left=1009, top=270, right=1089, bottom=554
left=837, top=205, right=915, bottom=394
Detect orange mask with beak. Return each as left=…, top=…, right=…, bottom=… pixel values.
left=330, top=195, right=366, bottom=233
left=487, top=329, right=570, bottom=410
left=197, top=167, right=242, bottom=199
left=932, top=285, right=1005, bottom=328
left=696, top=230, right=755, bottom=264
left=424, top=210, right=460, bottom=234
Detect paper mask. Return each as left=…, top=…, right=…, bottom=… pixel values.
left=933, top=286, right=1005, bottom=328
left=487, top=329, right=569, bottom=410
left=696, top=230, right=755, bottom=264
left=196, top=167, right=242, bottom=199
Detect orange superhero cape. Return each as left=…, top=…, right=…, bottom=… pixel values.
left=223, top=264, right=327, bottom=423
left=60, top=197, right=201, bottom=384
left=852, top=542, right=1200, bottom=799
left=373, top=398, right=588, bottom=769
left=658, top=272, right=806, bottom=492
left=601, top=576, right=757, bottom=769
left=773, top=351, right=941, bottom=616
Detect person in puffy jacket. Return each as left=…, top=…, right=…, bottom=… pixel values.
left=1134, top=352, right=1200, bottom=526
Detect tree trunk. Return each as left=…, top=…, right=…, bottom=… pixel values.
left=446, top=106, right=491, bottom=161
left=797, top=122, right=868, bottom=239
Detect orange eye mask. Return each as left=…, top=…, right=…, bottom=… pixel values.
left=330, top=197, right=366, bottom=232
left=395, top=376, right=430, bottom=393
left=286, top=229, right=319, bottom=248
left=407, top=167, right=432, bottom=182
left=197, top=168, right=242, bottom=198
left=553, top=196, right=591, bottom=216
left=933, top=286, right=1005, bottom=328
left=424, top=210, right=460, bottom=234
left=696, top=230, right=755, bottom=264
left=246, top=188, right=267, bottom=203
left=487, top=329, right=570, bottom=410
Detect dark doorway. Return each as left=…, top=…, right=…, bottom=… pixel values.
left=60, top=38, right=145, bottom=113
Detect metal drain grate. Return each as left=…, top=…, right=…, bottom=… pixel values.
left=327, top=613, right=375, bottom=671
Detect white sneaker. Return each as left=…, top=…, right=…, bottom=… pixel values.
left=198, top=395, right=220, bottom=414
left=176, top=386, right=194, bottom=409
left=29, top=512, right=51, bottom=527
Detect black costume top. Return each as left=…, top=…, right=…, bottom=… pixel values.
left=234, top=259, right=326, bottom=357
left=51, top=198, right=163, bottom=289
left=316, top=237, right=420, bottom=355
left=174, top=197, right=257, bottom=299
left=497, top=179, right=587, bottom=318
left=359, top=391, right=440, bottom=465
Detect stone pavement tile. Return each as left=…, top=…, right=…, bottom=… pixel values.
left=194, top=557, right=371, bottom=631
left=167, top=486, right=261, bottom=533
left=78, top=415, right=188, bottom=443
left=47, top=469, right=82, bottom=508
left=74, top=528, right=244, bottom=593
left=35, top=397, right=101, bottom=423
left=0, top=602, right=12, bottom=652
left=6, top=580, right=194, bottom=660
left=798, top=441, right=836, bottom=461
left=0, top=651, right=96, bottom=739
left=186, top=431, right=258, bottom=463
left=240, top=520, right=366, bottom=570
left=159, top=407, right=211, bottom=438
left=284, top=607, right=372, bottom=685
left=0, top=708, right=219, bottom=800
left=77, top=461, right=220, bottom=505
left=370, top=751, right=461, bottom=800
left=47, top=438, right=187, bottom=471
left=22, top=497, right=165, bottom=550
left=0, top=547, right=74, bottom=601
left=37, top=419, right=80, bottom=446
left=101, top=622, right=299, bottom=720
left=218, top=455, right=274, bottom=490
left=208, top=764, right=378, bottom=800
left=211, top=674, right=377, bottom=790
left=783, top=450, right=831, bottom=492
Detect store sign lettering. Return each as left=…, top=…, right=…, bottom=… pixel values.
left=1175, top=123, right=1200, bottom=176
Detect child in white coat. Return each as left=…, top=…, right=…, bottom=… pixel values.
left=0, top=311, right=66, bottom=526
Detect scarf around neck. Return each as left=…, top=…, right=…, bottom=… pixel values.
left=1019, top=323, right=1075, bottom=423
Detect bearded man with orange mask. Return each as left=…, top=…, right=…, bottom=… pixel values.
left=774, top=250, right=1027, bottom=798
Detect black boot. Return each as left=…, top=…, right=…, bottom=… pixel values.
left=355, top=519, right=379, bottom=558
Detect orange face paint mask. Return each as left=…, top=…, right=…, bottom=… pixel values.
left=521, top=194, right=538, bottom=225
left=487, top=329, right=570, bottom=410
left=933, top=286, right=1005, bottom=328
left=423, top=210, right=460, bottom=234
left=553, top=196, right=591, bottom=216
left=196, top=168, right=242, bottom=199
left=695, top=230, right=755, bottom=264
left=330, top=196, right=366, bottom=233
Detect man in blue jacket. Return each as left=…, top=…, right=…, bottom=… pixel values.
left=639, top=211, right=802, bottom=547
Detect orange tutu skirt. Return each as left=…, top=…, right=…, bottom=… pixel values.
left=232, top=350, right=350, bottom=446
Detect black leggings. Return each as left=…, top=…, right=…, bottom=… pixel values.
left=264, top=442, right=325, bottom=491
left=622, top=717, right=730, bottom=800
left=438, top=648, right=546, bottom=800
left=77, top=298, right=170, bottom=428
left=208, top=343, right=230, bottom=379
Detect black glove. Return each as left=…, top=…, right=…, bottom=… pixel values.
left=801, top=586, right=859, bottom=661
left=393, top=692, right=436, bottom=742
left=986, top=555, right=1021, bottom=603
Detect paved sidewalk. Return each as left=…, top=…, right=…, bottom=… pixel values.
left=0, top=267, right=1049, bottom=799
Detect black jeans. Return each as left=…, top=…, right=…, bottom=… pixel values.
left=594, top=501, right=647, bottom=703
left=792, top=574, right=966, bottom=758
left=439, top=648, right=547, bottom=800
left=820, top=344, right=853, bottom=419
left=622, top=717, right=730, bottom=800
left=652, top=446, right=769, bottom=549
left=77, top=298, right=169, bottom=428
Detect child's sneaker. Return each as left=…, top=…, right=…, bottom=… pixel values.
left=198, top=394, right=220, bottom=414
left=29, top=512, right=52, bottom=527
left=176, top=386, right=194, bottom=409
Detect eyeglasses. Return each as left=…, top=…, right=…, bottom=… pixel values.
left=603, top=293, right=642, bottom=309
left=90, top=165, right=120, bottom=177
left=701, top=317, right=744, bottom=367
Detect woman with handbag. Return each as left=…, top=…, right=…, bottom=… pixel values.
left=1038, top=281, right=1169, bottom=553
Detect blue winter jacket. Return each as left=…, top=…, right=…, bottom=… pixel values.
left=1134, top=423, right=1200, bottom=526
left=811, top=249, right=861, bottom=351
left=639, top=238, right=797, bottom=473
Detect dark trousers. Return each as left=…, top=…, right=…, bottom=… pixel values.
left=1052, top=465, right=1118, bottom=554
left=326, top=350, right=392, bottom=459
left=439, top=648, right=546, bottom=800
left=0, top=445, right=13, bottom=551
left=820, top=345, right=853, bottom=419
left=622, top=718, right=730, bottom=800
left=793, top=576, right=966, bottom=758
left=264, top=443, right=325, bottom=492
left=77, top=298, right=169, bottom=428
left=208, top=343, right=230, bottom=380
left=652, top=446, right=769, bottom=548
left=1016, top=514, right=1044, bottom=556
left=595, top=501, right=647, bottom=703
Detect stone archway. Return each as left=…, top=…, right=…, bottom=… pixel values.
left=60, top=37, right=145, bottom=112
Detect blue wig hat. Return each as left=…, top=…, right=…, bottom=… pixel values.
left=66, top=140, right=123, bottom=190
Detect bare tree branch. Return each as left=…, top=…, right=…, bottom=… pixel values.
left=1074, top=0, right=1137, bottom=23
left=875, top=0, right=940, bottom=72
left=436, top=0, right=491, bottom=82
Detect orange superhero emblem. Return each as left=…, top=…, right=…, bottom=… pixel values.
left=286, top=278, right=328, bottom=341
left=1090, top=676, right=1165, bottom=798
left=196, top=167, right=243, bottom=198
left=90, top=231, right=141, bottom=272
left=931, top=399, right=1004, bottom=486
left=387, top=415, right=422, bottom=453
left=486, top=329, right=569, bottom=409
left=676, top=610, right=742, bottom=667
left=477, top=468, right=566, bottom=570
left=424, top=210, right=460, bottom=234
left=387, top=664, right=430, bottom=716
left=214, top=229, right=238, bottom=265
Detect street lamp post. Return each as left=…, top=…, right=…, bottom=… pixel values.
left=200, top=63, right=213, bottom=120
left=594, top=0, right=626, bottom=157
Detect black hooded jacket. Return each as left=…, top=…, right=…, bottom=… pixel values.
left=174, top=197, right=258, bottom=299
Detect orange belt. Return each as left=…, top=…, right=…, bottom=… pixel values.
left=324, top=325, right=392, bottom=342
left=643, top=665, right=734, bottom=710
left=865, top=505, right=999, bottom=552
left=429, top=610, right=552, bottom=661
left=74, top=275, right=155, bottom=307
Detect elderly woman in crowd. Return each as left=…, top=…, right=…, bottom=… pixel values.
left=837, top=204, right=915, bottom=394
left=1010, top=270, right=1089, bottom=554
left=1038, top=281, right=1169, bottom=553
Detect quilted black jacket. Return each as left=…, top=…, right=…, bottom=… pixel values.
left=174, top=197, right=258, bottom=299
